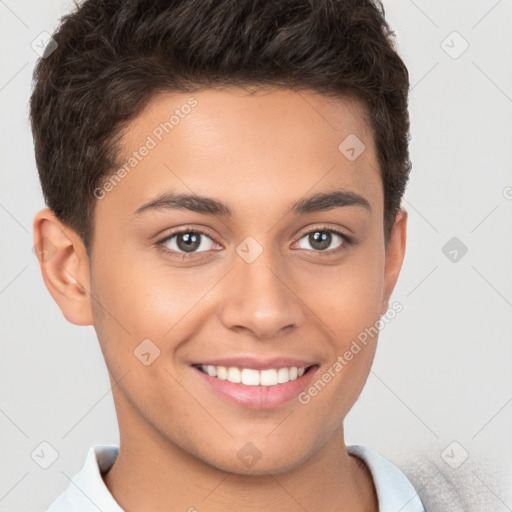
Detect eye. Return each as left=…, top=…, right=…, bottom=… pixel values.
left=157, top=228, right=219, bottom=259
left=156, top=225, right=352, bottom=260
left=294, top=226, right=352, bottom=254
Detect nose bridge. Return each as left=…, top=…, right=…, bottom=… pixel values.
left=218, top=235, right=304, bottom=338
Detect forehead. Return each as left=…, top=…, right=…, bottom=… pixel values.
left=96, top=87, right=381, bottom=225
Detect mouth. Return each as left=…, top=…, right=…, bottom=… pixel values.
left=194, top=363, right=314, bottom=386
left=191, top=361, right=319, bottom=410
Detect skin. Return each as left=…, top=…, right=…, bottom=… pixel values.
left=33, top=87, right=407, bottom=512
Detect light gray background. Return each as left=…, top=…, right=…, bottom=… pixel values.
left=1, top=1, right=511, bottom=511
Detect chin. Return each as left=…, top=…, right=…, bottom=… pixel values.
left=194, top=440, right=312, bottom=477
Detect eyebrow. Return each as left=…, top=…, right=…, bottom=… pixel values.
left=133, top=188, right=371, bottom=217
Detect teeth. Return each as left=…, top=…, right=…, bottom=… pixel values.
left=227, top=367, right=241, bottom=383
left=277, top=367, right=289, bottom=384
left=216, top=365, right=227, bottom=380
left=241, top=368, right=259, bottom=385
left=260, top=369, right=277, bottom=386
left=198, top=365, right=307, bottom=386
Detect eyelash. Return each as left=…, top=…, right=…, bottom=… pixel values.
left=156, top=225, right=353, bottom=260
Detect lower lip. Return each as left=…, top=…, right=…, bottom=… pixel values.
left=193, top=365, right=319, bottom=410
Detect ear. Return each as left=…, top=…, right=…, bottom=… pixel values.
left=32, top=207, right=94, bottom=326
left=380, top=207, right=407, bottom=315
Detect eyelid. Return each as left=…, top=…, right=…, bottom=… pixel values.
left=294, top=223, right=352, bottom=243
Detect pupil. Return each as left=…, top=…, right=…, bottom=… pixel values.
left=310, top=231, right=330, bottom=250
left=178, top=232, right=200, bottom=253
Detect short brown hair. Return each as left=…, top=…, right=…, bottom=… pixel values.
left=30, top=0, right=411, bottom=254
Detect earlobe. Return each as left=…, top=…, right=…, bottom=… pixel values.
left=381, top=207, right=407, bottom=315
left=33, top=208, right=94, bottom=326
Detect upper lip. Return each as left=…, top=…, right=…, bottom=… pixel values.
left=192, top=356, right=317, bottom=371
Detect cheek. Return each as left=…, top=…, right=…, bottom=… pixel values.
left=89, top=251, right=213, bottom=369
left=88, top=254, right=165, bottom=365
left=295, top=244, right=385, bottom=345
left=295, top=244, right=385, bottom=408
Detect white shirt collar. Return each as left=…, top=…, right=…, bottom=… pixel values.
left=46, top=444, right=424, bottom=512
left=348, top=444, right=425, bottom=512
left=46, top=445, right=124, bottom=512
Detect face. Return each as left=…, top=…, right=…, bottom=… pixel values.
left=36, top=87, right=406, bottom=475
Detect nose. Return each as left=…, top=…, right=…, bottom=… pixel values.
left=218, top=247, right=305, bottom=340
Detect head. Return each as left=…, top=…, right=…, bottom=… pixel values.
left=31, top=0, right=410, bottom=474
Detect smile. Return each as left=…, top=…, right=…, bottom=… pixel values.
left=192, top=362, right=319, bottom=409
left=196, top=364, right=307, bottom=386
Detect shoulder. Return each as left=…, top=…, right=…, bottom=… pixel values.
left=380, top=443, right=509, bottom=512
